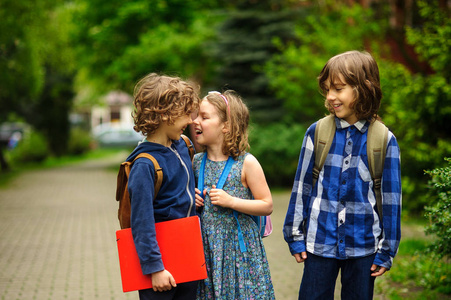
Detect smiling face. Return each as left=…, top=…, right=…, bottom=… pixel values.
left=324, top=74, right=358, bottom=125
left=160, top=113, right=193, bottom=142
left=193, top=99, right=226, bottom=147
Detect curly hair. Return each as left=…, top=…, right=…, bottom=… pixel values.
left=318, top=50, right=382, bottom=122
left=132, top=73, right=200, bottom=136
left=203, top=90, right=250, bottom=159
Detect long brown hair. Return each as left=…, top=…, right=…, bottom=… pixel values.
left=318, top=50, right=382, bottom=122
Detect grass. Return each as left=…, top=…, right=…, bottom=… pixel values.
left=375, top=228, right=451, bottom=299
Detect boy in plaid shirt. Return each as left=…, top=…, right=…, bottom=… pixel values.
left=283, top=51, right=401, bottom=300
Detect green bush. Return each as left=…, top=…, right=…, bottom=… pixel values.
left=384, top=237, right=451, bottom=297
left=249, top=122, right=306, bottom=187
left=9, top=130, right=49, bottom=164
left=424, top=157, right=451, bottom=259
left=67, top=128, right=92, bottom=155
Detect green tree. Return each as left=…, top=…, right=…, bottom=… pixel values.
left=381, top=1, right=451, bottom=213
left=32, top=4, right=77, bottom=156
left=0, top=1, right=47, bottom=119
left=71, top=0, right=217, bottom=103
left=209, top=3, right=300, bottom=123
left=0, top=0, right=76, bottom=168
left=264, top=3, right=386, bottom=125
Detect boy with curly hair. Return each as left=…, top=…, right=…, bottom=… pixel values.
left=127, top=73, right=200, bottom=300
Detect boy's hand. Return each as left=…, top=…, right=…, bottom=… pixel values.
left=151, top=270, right=176, bottom=292
left=209, top=185, right=234, bottom=208
left=294, top=252, right=307, bottom=263
left=195, top=188, right=206, bottom=208
left=370, top=264, right=387, bottom=277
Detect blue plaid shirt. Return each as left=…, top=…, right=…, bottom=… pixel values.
left=283, top=117, right=401, bottom=269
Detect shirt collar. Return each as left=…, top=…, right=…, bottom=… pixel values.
left=335, top=117, right=369, bottom=133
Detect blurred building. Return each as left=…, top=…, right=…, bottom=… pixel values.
left=91, top=91, right=134, bottom=130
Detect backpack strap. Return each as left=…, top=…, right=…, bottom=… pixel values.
left=367, top=120, right=388, bottom=220
left=133, top=153, right=163, bottom=197
left=313, top=115, right=336, bottom=188
left=311, top=116, right=388, bottom=225
left=129, top=135, right=193, bottom=198
left=116, top=153, right=162, bottom=229
left=181, top=134, right=195, bottom=161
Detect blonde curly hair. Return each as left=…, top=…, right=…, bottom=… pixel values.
left=132, top=73, right=200, bottom=136
left=203, top=90, right=250, bottom=159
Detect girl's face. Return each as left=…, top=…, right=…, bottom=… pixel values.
left=325, top=74, right=358, bottom=125
left=193, top=99, right=225, bottom=147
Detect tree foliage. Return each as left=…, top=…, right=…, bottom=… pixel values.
left=0, top=0, right=77, bottom=167
left=71, top=0, right=217, bottom=102
left=381, top=1, right=451, bottom=212
left=210, top=5, right=299, bottom=123
left=424, top=158, right=451, bottom=259
left=249, top=123, right=305, bottom=187
left=264, top=4, right=386, bottom=125
left=0, top=0, right=50, bottom=120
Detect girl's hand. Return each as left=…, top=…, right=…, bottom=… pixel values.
left=151, top=270, right=176, bottom=292
left=209, top=185, right=235, bottom=208
left=195, top=188, right=206, bottom=208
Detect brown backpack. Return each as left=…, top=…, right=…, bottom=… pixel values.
left=116, top=135, right=195, bottom=229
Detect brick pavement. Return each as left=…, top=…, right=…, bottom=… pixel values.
left=0, top=152, right=386, bottom=300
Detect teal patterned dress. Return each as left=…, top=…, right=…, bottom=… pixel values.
left=194, top=152, right=275, bottom=300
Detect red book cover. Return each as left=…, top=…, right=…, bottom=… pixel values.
left=116, top=216, right=207, bottom=292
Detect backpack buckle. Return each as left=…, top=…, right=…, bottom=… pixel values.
left=374, top=178, right=382, bottom=189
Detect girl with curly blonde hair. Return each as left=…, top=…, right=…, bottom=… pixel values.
left=192, top=90, right=275, bottom=300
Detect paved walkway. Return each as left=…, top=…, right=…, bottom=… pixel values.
left=0, top=152, right=386, bottom=299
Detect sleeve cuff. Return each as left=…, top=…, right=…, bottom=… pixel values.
left=373, top=250, right=393, bottom=270
left=289, top=241, right=306, bottom=256
left=141, top=258, right=165, bottom=275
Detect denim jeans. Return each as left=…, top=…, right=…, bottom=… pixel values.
left=298, top=253, right=376, bottom=300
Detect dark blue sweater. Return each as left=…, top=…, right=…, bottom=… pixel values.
left=127, top=137, right=196, bottom=275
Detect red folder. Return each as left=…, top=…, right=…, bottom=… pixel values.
left=116, top=216, right=207, bottom=292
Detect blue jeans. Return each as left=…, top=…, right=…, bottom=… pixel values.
left=298, top=253, right=376, bottom=300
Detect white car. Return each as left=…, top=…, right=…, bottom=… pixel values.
left=93, top=124, right=144, bottom=148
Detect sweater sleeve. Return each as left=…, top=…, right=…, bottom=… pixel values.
left=129, top=160, right=164, bottom=275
